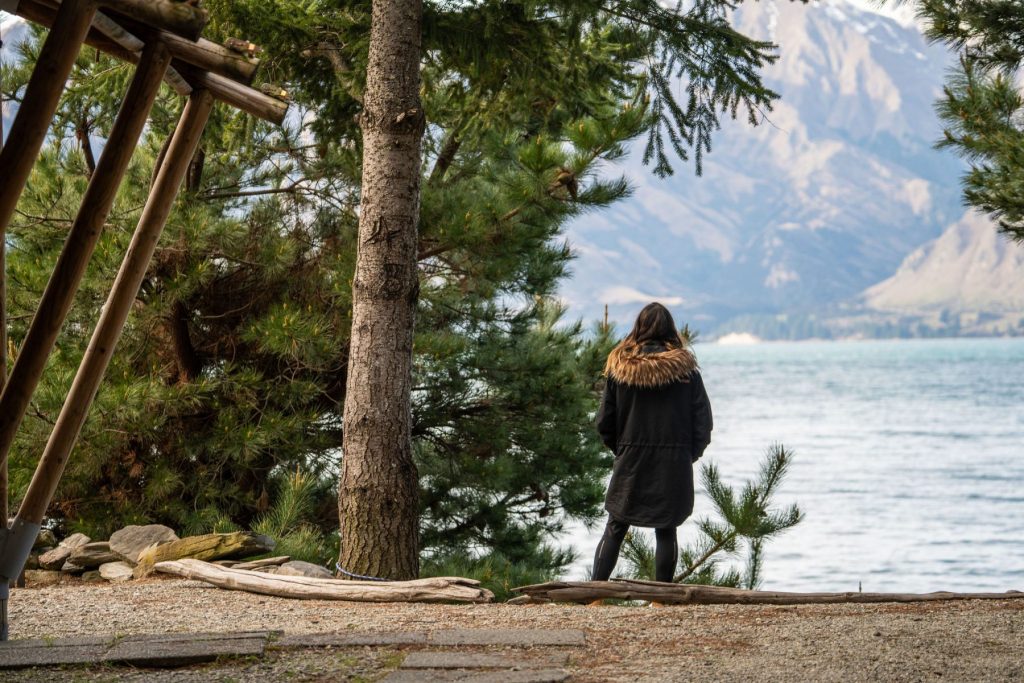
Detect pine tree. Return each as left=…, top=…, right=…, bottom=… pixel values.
left=915, top=0, right=1024, bottom=240
left=621, top=444, right=802, bottom=589
left=213, top=0, right=793, bottom=577
left=3, top=1, right=798, bottom=579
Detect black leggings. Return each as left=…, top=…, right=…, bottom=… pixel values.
left=591, top=518, right=677, bottom=583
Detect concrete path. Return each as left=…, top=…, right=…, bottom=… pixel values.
left=0, top=628, right=587, bottom=679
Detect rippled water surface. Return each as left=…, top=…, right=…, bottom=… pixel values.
left=567, top=338, right=1024, bottom=592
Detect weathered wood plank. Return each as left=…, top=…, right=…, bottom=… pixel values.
left=513, top=579, right=1024, bottom=605
left=154, top=559, right=494, bottom=603
left=134, top=532, right=274, bottom=577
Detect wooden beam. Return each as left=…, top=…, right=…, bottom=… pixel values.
left=17, top=0, right=191, bottom=95
left=15, top=89, right=215, bottom=524
left=88, top=10, right=193, bottom=94
left=37, top=0, right=259, bottom=84
left=13, top=1, right=285, bottom=122
left=0, top=0, right=98, bottom=246
left=0, top=40, right=172, bottom=480
left=99, top=0, right=207, bottom=42
left=175, top=62, right=288, bottom=124
left=109, top=11, right=260, bottom=84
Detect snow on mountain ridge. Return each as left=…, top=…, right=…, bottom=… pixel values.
left=562, top=0, right=970, bottom=332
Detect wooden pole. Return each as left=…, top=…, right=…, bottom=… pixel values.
left=0, top=30, right=7, bottom=529
left=34, top=0, right=259, bottom=84
left=16, top=89, right=214, bottom=524
left=12, top=1, right=285, bottom=123
left=174, top=62, right=288, bottom=124
left=109, top=11, right=260, bottom=83
left=0, top=0, right=97, bottom=248
left=99, top=0, right=207, bottom=42
left=17, top=0, right=190, bottom=96
left=0, top=40, right=172, bottom=477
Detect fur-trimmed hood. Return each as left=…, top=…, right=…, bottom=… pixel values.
left=604, top=342, right=698, bottom=388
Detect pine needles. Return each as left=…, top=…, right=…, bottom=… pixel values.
left=621, top=444, right=802, bottom=589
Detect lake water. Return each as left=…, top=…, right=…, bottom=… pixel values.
left=565, top=338, right=1024, bottom=593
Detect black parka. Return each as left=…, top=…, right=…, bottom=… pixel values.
left=596, top=341, right=713, bottom=528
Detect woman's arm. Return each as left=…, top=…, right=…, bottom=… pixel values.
left=691, top=372, right=713, bottom=461
left=596, top=378, right=618, bottom=452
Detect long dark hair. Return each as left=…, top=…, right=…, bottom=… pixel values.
left=622, top=302, right=683, bottom=348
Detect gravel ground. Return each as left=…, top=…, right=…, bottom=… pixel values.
left=6, top=576, right=1023, bottom=681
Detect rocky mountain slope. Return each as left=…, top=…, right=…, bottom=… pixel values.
left=560, top=0, right=1024, bottom=337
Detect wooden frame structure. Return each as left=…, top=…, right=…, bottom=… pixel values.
left=0, top=0, right=288, bottom=640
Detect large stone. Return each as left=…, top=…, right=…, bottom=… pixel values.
left=108, top=524, right=178, bottom=564
left=134, top=532, right=275, bottom=578
left=33, top=528, right=57, bottom=550
left=37, top=533, right=91, bottom=570
left=23, top=570, right=62, bottom=586
left=68, top=542, right=122, bottom=569
left=271, top=560, right=333, bottom=579
left=99, top=561, right=135, bottom=582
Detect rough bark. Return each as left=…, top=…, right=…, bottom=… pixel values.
left=169, top=300, right=202, bottom=382
left=338, top=0, right=424, bottom=581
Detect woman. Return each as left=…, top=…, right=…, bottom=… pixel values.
left=593, top=302, right=713, bottom=584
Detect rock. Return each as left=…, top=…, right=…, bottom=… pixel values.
left=272, top=560, right=333, bottom=579
left=81, top=570, right=104, bottom=582
left=33, top=528, right=57, bottom=550
left=25, top=553, right=41, bottom=570
left=134, top=532, right=276, bottom=578
left=99, top=561, right=135, bottom=582
left=38, top=533, right=91, bottom=570
left=62, top=532, right=92, bottom=548
left=108, top=524, right=178, bottom=564
left=61, top=561, right=86, bottom=574
left=24, top=570, right=62, bottom=586
left=68, top=542, right=122, bottom=569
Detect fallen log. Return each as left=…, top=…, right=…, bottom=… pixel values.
left=134, top=532, right=275, bottom=578
left=513, top=579, right=1024, bottom=606
left=154, top=559, right=494, bottom=603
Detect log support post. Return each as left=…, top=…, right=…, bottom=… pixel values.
left=0, top=40, right=171, bottom=479
left=15, top=89, right=214, bottom=527
left=1, top=24, right=8, bottom=531
left=0, top=0, right=97, bottom=251
left=0, top=1, right=101, bottom=630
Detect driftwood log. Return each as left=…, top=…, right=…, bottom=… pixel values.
left=134, top=532, right=274, bottom=578
left=155, top=559, right=495, bottom=603
left=513, top=579, right=1024, bottom=605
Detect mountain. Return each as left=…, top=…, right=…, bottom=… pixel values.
left=559, top=0, right=1023, bottom=337
left=844, top=213, right=1024, bottom=336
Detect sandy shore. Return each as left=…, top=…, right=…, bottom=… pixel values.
left=5, top=576, right=1023, bottom=681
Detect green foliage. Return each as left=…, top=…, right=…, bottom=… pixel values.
left=914, top=0, right=1024, bottom=240
left=2, top=0, right=793, bottom=570
left=621, top=444, right=802, bottom=589
left=252, top=469, right=338, bottom=566
left=421, top=546, right=572, bottom=602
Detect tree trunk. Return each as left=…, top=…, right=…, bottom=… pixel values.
left=337, top=0, right=424, bottom=581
